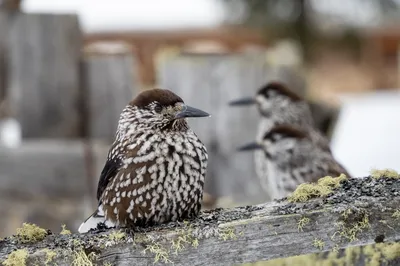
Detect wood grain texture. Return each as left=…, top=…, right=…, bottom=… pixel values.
left=0, top=176, right=399, bottom=265
left=7, top=13, right=82, bottom=138
left=83, top=53, right=138, bottom=140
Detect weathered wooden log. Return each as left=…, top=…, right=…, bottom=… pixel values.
left=7, top=13, right=82, bottom=138
left=0, top=175, right=399, bottom=265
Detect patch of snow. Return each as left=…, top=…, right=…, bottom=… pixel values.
left=331, top=90, right=400, bottom=177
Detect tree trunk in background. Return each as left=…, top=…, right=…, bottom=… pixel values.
left=295, top=0, right=312, bottom=63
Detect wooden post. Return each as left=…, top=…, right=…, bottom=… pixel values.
left=7, top=13, right=82, bottom=138
left=82, top=44, right=139, bottom=140
left=0, top=12, right=8, bottom=100
left=157, top=52, right=271, bottom=205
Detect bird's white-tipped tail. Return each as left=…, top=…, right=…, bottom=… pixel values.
left=78, top=204, right=115, bottom=234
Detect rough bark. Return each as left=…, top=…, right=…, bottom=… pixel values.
left=0, top=176, right=399, bottom=265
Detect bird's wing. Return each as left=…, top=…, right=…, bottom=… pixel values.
left=308, top=152, right=351, bottom=182
left=79, top=148, right=122, bottom=234
left=96, top=157, right=122, bottom=201
left=97, top=141, right=124, bottom=201
left=310, top=129, right=332, bottom=153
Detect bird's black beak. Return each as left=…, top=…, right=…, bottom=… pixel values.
left=229, top=97, right=256, bottom=106
left=175, top=105, right=210, bottom=119
left=237, top=142, right=263, bottom=152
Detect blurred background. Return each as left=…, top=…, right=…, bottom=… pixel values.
left=0, top=0, right=400, bottom=238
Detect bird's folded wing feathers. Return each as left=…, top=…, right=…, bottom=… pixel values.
left=78, top=204, right=115, bottom=233
left=97, top=155, right=122, bottom=201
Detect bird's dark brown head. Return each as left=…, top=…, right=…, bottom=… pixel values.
left=257, top=81, right=302, bottom=102
left=228, top=81, right=302, bottom=109
left=121, top=88, right=210, bottom=132
left=130, top=88, right=184, bottom=108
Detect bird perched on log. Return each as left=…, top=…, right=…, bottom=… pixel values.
left=229, top=81, right=331, bottom=199
left=237, top=124, right=351, bottom=200
left=79, top=88, right=210, bottom=233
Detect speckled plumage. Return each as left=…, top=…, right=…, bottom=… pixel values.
left=230, top=82, right=334, bottom=199
left=79, top=89, right=209, bottom=233
left=239, top=125, right=350, bottom=200
left=263, top=125, right=350, bottom=199
left=252, top=82, right=331, bottom=194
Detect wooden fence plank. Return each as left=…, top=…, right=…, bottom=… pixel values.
left=83, top=52, right=138, bottom=140
left=0, top=176, right=399, bottom=265
left=0, top=12, right=8, bottom=100
left=0, top=140, right=114, bottom=201
left=0, top=140, right=111, bottom=237
left=0, top=140, right=87, bottom=199
left=7, top=13, right=82, bottom=138
left=157, top=53, right=272, bottom=204
left=0, top=140, right=87, bottom=236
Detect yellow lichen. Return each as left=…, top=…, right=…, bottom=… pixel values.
left=171, top=235, right=190, bottom=254
left=312, top=238, right=325, bottom=250
left=70, top=238, right=84, bottom=248
left=363, top=243, right=400, bottom=266
left=191, top=238, right=199, bottom=248
left=332, top=244, right=340, bottom=254
left=381, top=243, right=400, bottom=260
left=318, top=174, right=347, bottom=187
left=349, top=246, right=362, bottom=264
left=341, top=208, right=353, bottom=219
left=392, top=210, right=400, bottom=219
left=3, top=249, right=29, bottom=266
left=170, top=225, right=200, bottom=254
left=133, top=233, right=148, bottom=244
left=143, top=242, right=171, bottom=264
left=108, top=230, right=126, bottom=242
left=287, top=174, right=347, bottom=202
left=365, top=245, right=382, bottom=266
left=243, top=243, right=400, bottom=266
left=242, top=253, right=318, bottom=266
left=15, top=223, right=47, bottom=243
left=72, top=249, right=97, bottom=266
left=42, top=248, right=57, bottom=265
left=297, top=217, right=310, bottom=232
left=333, top=212, right=370, bottom=242
left=370, top=168, right=400, bottom=179
left=60, top=224, right=71, bottom=235
left=218, top=227, right=237, bottom=241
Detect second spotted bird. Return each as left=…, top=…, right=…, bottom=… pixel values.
left=230, top=81, right=348, bottom=200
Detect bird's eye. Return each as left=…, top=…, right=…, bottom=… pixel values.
left=154, top=104, right=162, bottom=113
